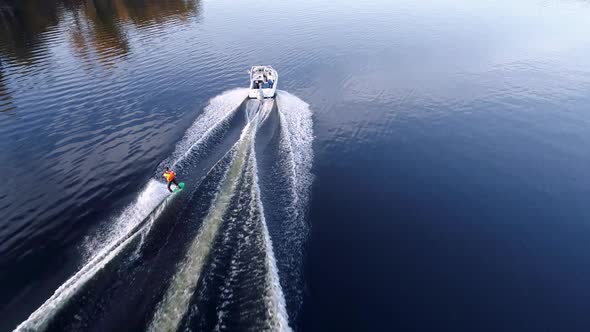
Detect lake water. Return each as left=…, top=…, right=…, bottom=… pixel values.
left=1, top=0, right=590, bottom=331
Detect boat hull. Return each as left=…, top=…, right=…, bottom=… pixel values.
left=248, top=87, right=276, bottom=99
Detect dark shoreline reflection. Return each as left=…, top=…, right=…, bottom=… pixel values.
left=0, top=0, right=200, bottom=111
left=0, top=0, right=200, bottom=64
left=0, top=0, right=62, bottom=65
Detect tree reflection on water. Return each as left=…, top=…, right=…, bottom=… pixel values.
left=0, top=0, right=199, bottom=63
left=0, top=0, right=200, bottom=112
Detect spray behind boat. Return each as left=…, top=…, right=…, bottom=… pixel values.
left=13, top=87, right=313, bottom=332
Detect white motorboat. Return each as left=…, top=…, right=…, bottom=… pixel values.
left=248, top=65, right=278, bottom=99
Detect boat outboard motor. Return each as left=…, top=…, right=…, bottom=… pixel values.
left=257, top=88, right=264, bottom=100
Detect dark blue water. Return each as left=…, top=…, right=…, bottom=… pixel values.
left=1, top=0, right=590, bottom=331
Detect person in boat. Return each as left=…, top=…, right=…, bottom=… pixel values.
left=261, top=76, right=270, bottom=89
left=268, top=77, right=274, bottom=88
left=163, top=167, right=179, bottom=192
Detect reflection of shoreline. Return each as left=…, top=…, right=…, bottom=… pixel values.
left=0, top=0, right=201, bottom=110
left=0, top=0, right=200, bottom=65
left=70, top=1, right=131, bottom=66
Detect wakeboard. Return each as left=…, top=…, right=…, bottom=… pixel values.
left=173, top=182, right=185, bottom=193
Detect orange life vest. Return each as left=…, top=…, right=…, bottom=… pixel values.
left=163, top=170, right=175, bottom=182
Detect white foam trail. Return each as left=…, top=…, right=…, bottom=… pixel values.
left=148, top=100, right=290, bottom=332
left=245, top=99, right=261, bottom=122
left=167, top=88, right=249, bottom=171
left=249, top=101, right=292, bottom=331
left=87, top=88, right=247, bottom=261
left=211, top=99, right=287, bottom=332
left=148, top=110, right=262, bottom=332
left=82, top=180, right=168, bottom=261
left=276, top=91, right=314, bottom=219
left=270, top=91, right=314, bottom=319
left=14, top=182, right=176, bottom=332
left=14, top=89, right=248, bottom=332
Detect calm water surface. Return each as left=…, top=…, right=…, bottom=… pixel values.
left=1, top=0, right=590, bottom=331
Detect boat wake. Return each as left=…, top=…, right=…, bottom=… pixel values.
left=83, top=88, right=249, bottom=261
left=14, top=90, right=313, bottom=332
